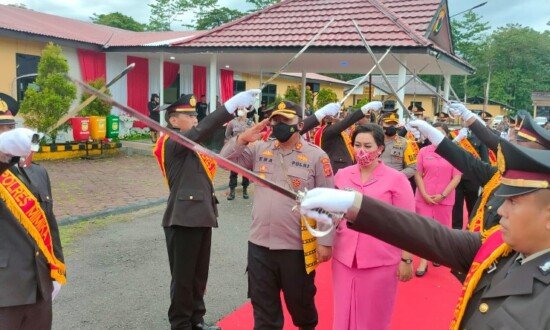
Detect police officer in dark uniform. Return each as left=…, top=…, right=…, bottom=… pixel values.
left=156, top=90, right=258, bottom=330
left=300, top=101, right=383, bottom=174
left=0, top=93, right=65, bottom=330
left=300, top=139, right=550, bottom=330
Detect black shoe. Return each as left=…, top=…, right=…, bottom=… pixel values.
left=227, top=189, right=235, bottom=201
left=433, top=262, right=441, bottom=267
left=193, top=322, right=221, bottom=330
left=243, top=187, right=249, bottom=199
left=415, top=265, right=428, bottom=277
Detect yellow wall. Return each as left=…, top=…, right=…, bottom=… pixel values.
left=238, top=73, right=353, bottom=108
left=0, top=36, right=46, bottom=97
left=465, top=103, right=507, bottom=117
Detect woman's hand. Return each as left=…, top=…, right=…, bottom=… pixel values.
left=422, top=193, right=436, bottom=205
left=432, top=194, right=445, bottom=203
left=316, top=245, right=332, bottom=263
left=397, top=262, right=413, bottom=282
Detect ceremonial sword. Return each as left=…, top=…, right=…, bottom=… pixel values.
left=68, top=77, right=340, bottom=236
left=352, top=19, right=417, bottom=121
left=47, top=63, right=136, bottom=134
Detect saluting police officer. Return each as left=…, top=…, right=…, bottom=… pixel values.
left=157, top=90, right=258, bottom=330
left=0, top=93, right=64, bottom=330
left=300, top=138, right=550, bottom=330
left=221, top=101, right=334, bottom=330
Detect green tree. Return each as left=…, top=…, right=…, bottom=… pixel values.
left=91, top=12, right=146, bottom=31
left=284, top=85, right=313, bottom=109
left=482, top=24, right=550, bottom=111
left=19, top=43, right=76, bottom=143
left=246, top=0, right=278, bottom=11
left=195, top=7, right=244, bottom=30
left=316, top=88, right=338, bottom=109
left=79, top=78, right=112, bottom=117
left=148, top=0, right=173, bottom=31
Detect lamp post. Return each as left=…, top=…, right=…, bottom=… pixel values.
left=450, top=1, right=488, bottom=18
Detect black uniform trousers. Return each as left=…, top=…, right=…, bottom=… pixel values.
left=247, top=242, right=317, bottom=330
left=0, top=292, right=52, bottom=330
left=229, top=171, right=249, bottom=189
left=452, top=178, right=480, bottom=229
left=164, top=226, right=212, bottom=330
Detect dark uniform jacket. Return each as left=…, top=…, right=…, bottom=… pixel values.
left=436, top=138, right=503, bottom=231
left=348, top=194, right=550, bottom=329
left=162, top=107, right=233, bottom=228
left=0, top=162, right=63, bottom=308
left=301, top=110, right=364, bottom=174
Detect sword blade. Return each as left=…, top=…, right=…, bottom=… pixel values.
left=260, top=19, right=334, bottom=90
left=339, top=47, right=392, bottom=106
left=352, top=19, right=416, bottom=120
left=48, top=63, right=136, bottom=134
left=68, top=76, right=299, bottom=200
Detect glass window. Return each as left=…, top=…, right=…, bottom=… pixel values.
left=233, top=80, right=246, bottom=94
left=262, top=84, right=277, bottom=106
left=163, top=73, right=180, bottom=104
left=16, top=53, right=40, bottom=101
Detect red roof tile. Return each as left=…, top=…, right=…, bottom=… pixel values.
left=0, top=5, right=199, bottom=47
left=175, top=0, right=440, bottom=48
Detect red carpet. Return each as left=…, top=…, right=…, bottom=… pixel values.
left=218, top=258, right=461, bottom=329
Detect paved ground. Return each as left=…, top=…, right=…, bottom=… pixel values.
left=39, top=150, right=232, bottom=224
left=52, top=191, right=254, bottom=329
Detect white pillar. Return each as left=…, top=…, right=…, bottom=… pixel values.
left=397, top=58, right=407, bottom=120
left=443, top=74, right=451, bottom=101
left=159, top=54, right=166, bottom=126
left=301, top=69, right=307, bottom=118
left=180, top=64, right=193, bottom=94
left=209, top=54, right=217, bottom=112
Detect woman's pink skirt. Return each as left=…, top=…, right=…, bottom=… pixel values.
left=332, top=258, right=399, bottom=330
left=416, top=202, right=453, bottom=228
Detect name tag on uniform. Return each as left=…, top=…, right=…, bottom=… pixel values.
left=391, top=147, right=403, bottom=157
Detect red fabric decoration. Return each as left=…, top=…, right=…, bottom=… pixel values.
left=193, top=66, right=206, bottom=99
left=220, top=69, right=234, bottom=103
left=127, top=56, right=149, bottom=122
left=163, top=62, right=179, bottom=88
left=77, top=49, right=106, bottom=82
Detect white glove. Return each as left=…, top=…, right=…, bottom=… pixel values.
left=408, top=120, right=445, bottom=146
left=453, top=127, right=468, bottom=143
left=314, top=103, right=341, bottom=122
left=0, top=128, right=36, bottom=158
left=300, top=188, right=356, bottom=225
left=405, top=123, right=422, bottom=140
left=52, top=281, right=61, bottom=301
left=224, top=89, right=261, bottom=114
left=446, top=102, right=475, bottom=122
left=360, top=101, right=383, bottom=115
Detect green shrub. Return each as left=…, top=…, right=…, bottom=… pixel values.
left=80, top=78, right=112, bottom=117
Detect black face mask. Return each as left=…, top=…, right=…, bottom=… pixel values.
left=384, top=126, right=397, bottom=137
left=272, top=123, right=298, bottom=143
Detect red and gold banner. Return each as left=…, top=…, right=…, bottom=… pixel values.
left=488, top=149, right=497, bottom=166
left=450, top=230, right=512, bottom=329
left=450, top=130, right=480, bottom=159
left=0, top=170, right=66, bottom=284
left=404, top=139, right=419, bottom=166
left=153, top=133, right=217, bottom=183
left=314, top=125, right=355, bottom=163
left=468, top=172, right=500, bottom=234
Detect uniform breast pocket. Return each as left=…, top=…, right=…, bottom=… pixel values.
left=177, top=189, right=204, bottom=202
left=287, top=167, right=310, bottom=190
left=37, top=192, right=53, bottom=212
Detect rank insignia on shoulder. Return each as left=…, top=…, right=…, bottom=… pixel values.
left=321, top=157, right=332, bottom=177
left=539, top=260, right=550, bottom=276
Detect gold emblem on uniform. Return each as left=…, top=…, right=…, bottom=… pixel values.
left=297, top=154, right=308, bottom=162
left=189, top=96, right=197, bottom=107
left=295, top=142, right=302, bottom=151
left=0, top=100, right=8, bottom=113
left=497, top=144, right=506, bottom=173
left=259, top=165, right=267, bottom=173
left=258, top=173, right=266, bottom=179
left=478, top=303, right=489, bottom=313
left=278, top=102, right=286, bottom=110
left=262, top=150, right=273, bottom=157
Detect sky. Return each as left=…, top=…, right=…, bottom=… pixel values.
left=0, top=0, right=548, bottom=32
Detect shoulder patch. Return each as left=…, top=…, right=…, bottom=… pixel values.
left=539, top=260, right=550, bottom=276
left=321, top=157, right=333, bottom=177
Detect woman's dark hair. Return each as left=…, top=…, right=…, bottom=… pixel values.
left=433, top=122, right=450, bottom=136
left=352, top=124, right=385, bottom=149
left=150, top=93, right=159, bottom=102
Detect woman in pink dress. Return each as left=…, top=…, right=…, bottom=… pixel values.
left=332, top=124, right=415, bottom=330
left=414, top=122, right=462, bottom=276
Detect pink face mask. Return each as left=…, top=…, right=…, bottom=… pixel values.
left=355, top=148, right=380, bottom=167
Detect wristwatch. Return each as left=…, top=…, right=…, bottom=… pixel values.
left=401, top=258, right=413, bottom=264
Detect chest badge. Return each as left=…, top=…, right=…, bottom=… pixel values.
left=539, top=260, right=550, bottom=275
